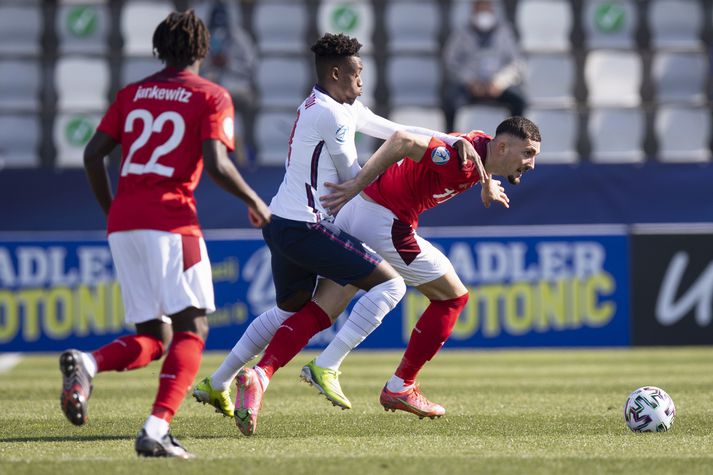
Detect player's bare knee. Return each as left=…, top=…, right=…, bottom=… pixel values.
left=355, top=262, right=399, bottom=290
left=136, top=320, right=172, bottom=350
left=170, top=308, right=209, bottom=340
left=277, top=290, right=313, bottom=313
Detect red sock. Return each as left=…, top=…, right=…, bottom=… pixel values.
left=92, top=335, right=164, bottom=372
left=257, top=301, right=332, bottom=379
left=395, top=293, right=469, bottom=386
left=151, top=331, right=205, bottom=423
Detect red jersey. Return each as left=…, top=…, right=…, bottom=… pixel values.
left=97, top=67, right=235, bottom=236
left=363, top=131, right=491, bottom=229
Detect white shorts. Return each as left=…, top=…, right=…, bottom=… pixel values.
left=335, top=194, right=453, bottom=287
left=108, top=230, right=215, bottom=324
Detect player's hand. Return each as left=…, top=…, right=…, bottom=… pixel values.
left=247, top=200, right=271, bottom=228
left=485, top=82, right=503, bottom=98
left=482, top=178, right=509, bottom=209
left=454, top=138, right=479, bottom=169
left=468, top=81, right=484, bottom=96
left=320, top=179, right=359, bottom=216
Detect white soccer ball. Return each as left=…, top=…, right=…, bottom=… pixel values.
left=624, top=386, right=676, bottom=432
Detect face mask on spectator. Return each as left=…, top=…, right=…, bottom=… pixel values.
left=472, top=11, right=497, bottom=31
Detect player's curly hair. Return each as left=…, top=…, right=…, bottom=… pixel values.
left=152, top=10, right=209, bottom=67
left=311, top=33, right=362, bottom=58
left=496, top=116, right=542, bottom=142
left=311, top=33, right=362, bottom=79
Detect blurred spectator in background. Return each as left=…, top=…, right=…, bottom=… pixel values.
left=194, top=0, right=258, bottom=168
left=443, top=0, right=527, bottom=131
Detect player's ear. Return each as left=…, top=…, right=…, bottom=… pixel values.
left=330, top=65, right=340, bottom=82
left=497, top=138, right=508, bottom=156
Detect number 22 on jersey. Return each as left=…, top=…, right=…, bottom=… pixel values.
left=121, top=108, right=185, bottom=178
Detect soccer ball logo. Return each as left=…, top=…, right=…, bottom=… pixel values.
left=624, top=386, right=676, bottom=432
left=431, top=146, right=451, bottom=165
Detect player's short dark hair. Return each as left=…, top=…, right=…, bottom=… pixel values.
left=311, top=33, right=362, bottom=78
left=153, top=10, right=209, bottom=67
left=495, top=116, right=542, bottom=142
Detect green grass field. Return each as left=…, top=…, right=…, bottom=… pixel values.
left=1, top=348, right=712, bottom=475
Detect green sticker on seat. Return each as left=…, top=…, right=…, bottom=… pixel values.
left=65, top=117, right=94, bottom=146
left=331, top=5, right=359, bottom=33
left=594, top=3, right=626, bottom=33
left=67, top=6, right=98, bottom=38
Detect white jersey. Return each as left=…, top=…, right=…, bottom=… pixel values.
left=269, top=85, right=461, bottom=223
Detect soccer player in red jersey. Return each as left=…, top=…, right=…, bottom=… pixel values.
left=58, top=10, right=270, bottom=458
left=308, top=117, right=540, bottom=418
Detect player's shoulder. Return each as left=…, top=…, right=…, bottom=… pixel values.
left=310, top=96, right=350, bottom=128
left=463, top=130, right=493, bottom=142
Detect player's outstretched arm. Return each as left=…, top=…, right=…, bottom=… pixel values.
left=357, top=111, right=475, bottom=162
left=83, top=131, right=117, bottom=217
left=202, top=139, right=271, bottom=227
left=320, top=130, right=429, bottom=214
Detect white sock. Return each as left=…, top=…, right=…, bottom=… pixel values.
left=315, top=337, right=352, bottom=371
left=386, top=375, right=413, bottom=393
left=81, top=351, right=97, bottom=378
left=316, top=277, right=406, bottom=371
left=211, top=306, right=293, bottom=390
left=253, top=365, right=270, bottom=391
left=143, top=415, right=169, bottom=440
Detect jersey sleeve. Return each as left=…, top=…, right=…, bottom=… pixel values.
left=355, top=103, right=460, bottom=147
left=316, top=107, right=358, bottom=171
left=96, top=92, right=122, bottom=141
left=421, top=136, right=478, bottom=180
left=201, top=88, right=236, bottom=151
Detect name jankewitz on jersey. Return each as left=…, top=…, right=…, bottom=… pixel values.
left=133, top=85, right=192, bottom=103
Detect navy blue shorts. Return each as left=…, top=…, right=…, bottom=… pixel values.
left=261, top=216, right=382, bottom=303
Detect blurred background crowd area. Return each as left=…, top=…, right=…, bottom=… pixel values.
left=0, top=0, right=712, bottom=171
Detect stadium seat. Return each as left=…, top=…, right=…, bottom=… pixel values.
left=0, top=114, right=40, bottom=167
left=253, top=2, right=307, bottom=54
left=0, top=4, right=41, bottom=56
left=527, top=108, right=579, bottom=164
left=317, top=1, right=374, bottom=53
left=256, top=57, right=310, bottom=109
left=648, top=0, right=703, bottom=51
left=386, top=56, right=440, bottom=107
left=652, top=52, right=708, bottom=105
left=588, top=107, right=644, bottom=163
left=120, top=56, right=162, bottom=86
left=389, top=107, right=447, bottom=134
left=454, top=105, right=508, bottom=136
left=255, top=111, right=295, bottom=165
left=54, top=113, right=102, bottom=167
left=585, top=50, right=641, bottom=106
left=582, top=0, right=637, bottom=49
left=0, top=60, right=40, bottom=112
left=356, top=55, right=376, bottom=108
left=121, top=1, right=174, bottom=56
left=515, top=0, right=572, bottom=52
left=655, top=106, right=711, bottom=162
left=57, top=3, right=109, bottom=54
left=55, top=57, right=109, bottom=111
left=523, top=53, right=576, bottom=107
left=385, top=1, right=440, bottom=53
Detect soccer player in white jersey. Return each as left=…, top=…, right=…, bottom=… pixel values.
left=192, top=33, right=480, bottom=435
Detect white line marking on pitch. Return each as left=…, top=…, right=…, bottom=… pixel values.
left=0, top=353, right=22, bottom=373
